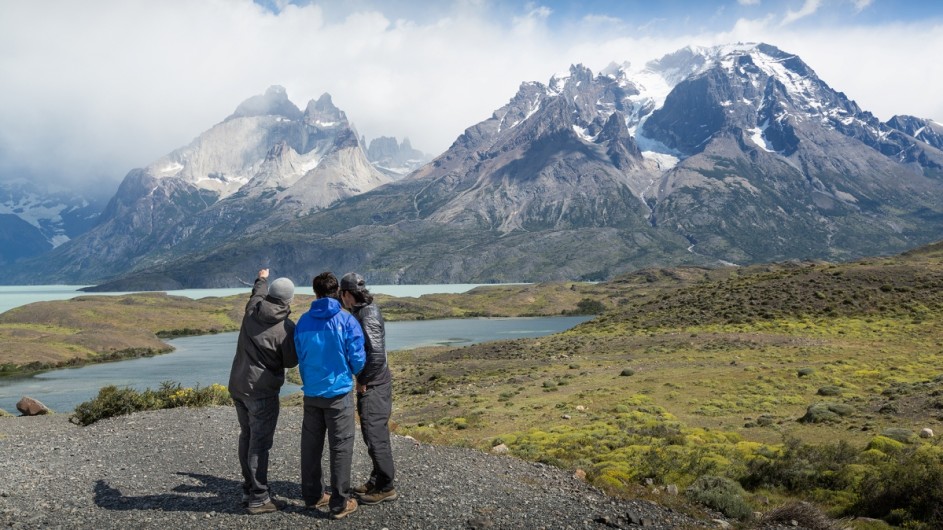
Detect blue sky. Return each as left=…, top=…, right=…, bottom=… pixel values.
left=2, top=0, right=942, bottom=189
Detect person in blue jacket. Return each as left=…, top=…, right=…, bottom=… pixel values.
left=295, top=271, right=366, bottom=520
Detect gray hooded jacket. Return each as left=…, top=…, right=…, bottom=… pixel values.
left=228, top=278, right=298, bottom=400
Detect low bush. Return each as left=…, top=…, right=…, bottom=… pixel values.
left=685, top=475, right=753, bottom=521
left=0, top=408, right=12, bottom=417
left=70, top=381, right=231, bottom=426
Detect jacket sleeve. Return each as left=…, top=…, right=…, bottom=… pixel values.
left=344, top=314, right=366, bottom=376
left=357, top=304, right=388, bottom=385
left=246, top=277, right=267, bottom=312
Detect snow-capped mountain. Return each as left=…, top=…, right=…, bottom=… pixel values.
left=0, top=180, right=105, bottom=266
left=5, top=86, right=393, bottom=284
left=10, top=43, right=943, bottom=288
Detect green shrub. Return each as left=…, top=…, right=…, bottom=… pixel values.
left=850, top=445, right=943, bottom=528
left=685, top=475, right=753, bottom=521
left=817, top=386, right=842, bottom=396
left=798, top=368, right=815, bottom=377
left=620, top=368, right=636, bottom=377
left=70, top=381, right=232, bottom=426
left=799, top=402, right=852, bottom=424
left=880, top=428, right=914, bottom=443
left=742, top=437, right=857, bottom=492
left=0, top=408, right=13, bottom=418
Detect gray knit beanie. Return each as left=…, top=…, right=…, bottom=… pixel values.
left=268, top=277, right=295, bottom=303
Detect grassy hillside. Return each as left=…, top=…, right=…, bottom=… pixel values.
left=386, top=242, right=943, bottom=527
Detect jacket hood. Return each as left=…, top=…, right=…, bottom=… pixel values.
left=308, top=297, right=342, bottom=320
left=256, top=298, right=291, bottom=324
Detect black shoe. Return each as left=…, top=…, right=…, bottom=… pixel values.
left=358, top=488, right=398, bottom=505
left=247, top=496, right=286, bottom=515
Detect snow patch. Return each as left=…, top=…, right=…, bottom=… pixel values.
left=749, top=121, right=776, bottom=152
left=642, top=151, right=679, bottom=170
left=834, top=190, right=858, bottom=203
left=158, top=162, right=184, bottom=175
left=572, top=125, right=595, bottom=142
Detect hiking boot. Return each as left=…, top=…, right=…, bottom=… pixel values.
left=305, top=492, right=331, bottom=510
left=352, top=482, right=375, bottom=495
left=330, top=498, right=358, bottom=520
left=358, top=488, right=398, bottom=505
left=246, top=496, right=286, bottom=515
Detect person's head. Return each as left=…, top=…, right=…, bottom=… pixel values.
left=312, top=271, right=339, bottom=300
left=339, top=272, right=373, bottom=309
left=267, top=277, right=295, bottom=304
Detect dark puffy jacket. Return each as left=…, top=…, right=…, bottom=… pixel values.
left=350, top=302, right=391, bottom=387
left=228, top=278, right=299, bottom=400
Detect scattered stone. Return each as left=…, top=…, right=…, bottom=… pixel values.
left=575, top=405, right=586, bottom=412
left=16, top=396, right=50, bottom=416
left=797, top=368, right=815, bottom=377
left=666, top=484, right=678, bottom=495
left=712, top=519, right=732, bottom=529
left=491, top=444, right=509, bottom=454
left=562, top=414, right=571, bottom=420
left=573, top=468, right=587, bottom=481
left=920, top=428, right=934, bottom=438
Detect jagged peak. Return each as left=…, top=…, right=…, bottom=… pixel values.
left=304, top=93, right=348, bottom=127
left=228, top=85, right=303, bottom=121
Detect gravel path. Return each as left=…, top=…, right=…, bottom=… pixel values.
left=0, top=406, right=726, bottom=529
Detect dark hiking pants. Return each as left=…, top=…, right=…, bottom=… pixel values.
left=301, top=392, right=355, bottom=512
left=357, top=379, right=395, bottom=491
left=234, top=395, right=280, bottom=505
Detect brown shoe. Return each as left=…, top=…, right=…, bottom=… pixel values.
left=358, top=488, right=398, bottom=505
left=331, top=498, right=358, bottom=520
left=306, top=492, right=331, bottom=510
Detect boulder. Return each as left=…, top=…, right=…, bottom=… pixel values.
left=920, top=428, right=934, bottom=438
left=16, top=396, right=50, bottom=416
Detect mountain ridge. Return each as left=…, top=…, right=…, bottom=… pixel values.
left=7, top=42, right=943, bottom=289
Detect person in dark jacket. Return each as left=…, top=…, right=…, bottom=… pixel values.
left=228, top=268, right=298, bottom=515
left=296, top=271, right=366, bottom=520
left=339, top=272, right=397, bottom=505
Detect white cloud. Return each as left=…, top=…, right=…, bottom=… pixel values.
left=738, top=0, right=761, bottom=5
left=0, top=0, right=940, bottom=191
left=782, top=0, right=823, bottom=25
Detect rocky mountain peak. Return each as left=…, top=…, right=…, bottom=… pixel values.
left=304, top=93, right=348, bottom=128
left=228, top=85, right=303, bottom=121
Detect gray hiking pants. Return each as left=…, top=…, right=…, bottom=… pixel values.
left=301, top=392, right=355, bottom=512
left=234, top=395, right=280, bottom=505
left=357, top=379, right=395, bottom=491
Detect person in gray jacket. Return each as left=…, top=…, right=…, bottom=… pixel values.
left=339, top=272, right=397, bottom=505
left=228, top=269, right=298, bottom=514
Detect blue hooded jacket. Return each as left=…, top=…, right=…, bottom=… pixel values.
left=294, top=297, right=366, bottom=398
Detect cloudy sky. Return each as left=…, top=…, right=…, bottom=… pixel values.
left=2, top=0, right=942, bottom=194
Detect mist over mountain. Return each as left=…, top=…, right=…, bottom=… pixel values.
left=5, top=43, right=943, bottom=289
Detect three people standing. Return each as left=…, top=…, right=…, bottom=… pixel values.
left=230, top=269, right=397, bottom=519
